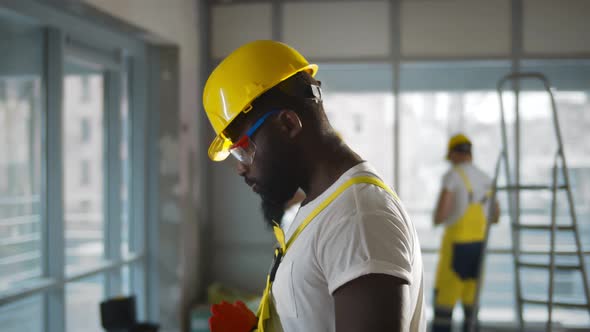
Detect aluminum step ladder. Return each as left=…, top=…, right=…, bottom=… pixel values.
left=469, top=72, right=590, bottom=332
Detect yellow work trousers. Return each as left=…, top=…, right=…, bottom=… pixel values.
left=434, top=203, right=486, bottom=310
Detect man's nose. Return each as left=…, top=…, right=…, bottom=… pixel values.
left=236, top=161, right=249, bottom=176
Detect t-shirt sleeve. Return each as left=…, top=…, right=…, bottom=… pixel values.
left=316, top=210, right=415, bottom=295
left=442, top=170, right=460, bottom=192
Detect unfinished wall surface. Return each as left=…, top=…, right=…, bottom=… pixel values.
left=400, top=0, right=511, bottom=56
left=211, top=3, right=272, bottom=59
left=523, top=0, right=590, bottom=54
left=283, top=1, right=390, bottom=59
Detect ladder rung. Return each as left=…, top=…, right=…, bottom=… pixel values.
left=520, top=250, right=583, bottom=256
left=497, top=184, right=568, bottom=191
left=516, top=224, right=575, bottom=231
left=517, top=261, right=582, bottom=270
left=521, top=298, right=589, bottom=309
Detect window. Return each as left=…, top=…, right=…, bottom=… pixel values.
left=316, top=63, right=395, bottom=186
left=400, top=62, right=511, bottom=251
left=399, top=61, right=528, bottom=323
left=66, top=274, right=104, bottom=332
left=81, top=117, right=91, bottom=143
left=518, top=61, right=590, bottom=326
left=0, top=13, right=43, bottom=296
left=0, top=10, right=44, bottom=332
left=399, top=87, right=515, bottom=321
left=79, top=200, right=92, bottom=213
left=0, top=4, right=152, bottom=331
left=64, top=60, right=105, bottom=274
left=80, top=160, right=91, bottom=186
left=399, top=61, right=590, bottom=327
left=0, top=78, right=42, bottom=292
left=81, top=76, right=92, bottom=103
left=121, top=65, right=131, bottom=257
left=0, top=295, right=42, bottom=331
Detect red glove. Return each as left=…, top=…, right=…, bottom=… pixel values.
left=209, top=300, right=257, bottom=332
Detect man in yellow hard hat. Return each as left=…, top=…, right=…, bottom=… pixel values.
left=203, top=40, right=426, bottom=332
left=432, top=134, right=500, bottom=332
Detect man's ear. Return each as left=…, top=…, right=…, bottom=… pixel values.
left=278, top=110, right=303, bottom=139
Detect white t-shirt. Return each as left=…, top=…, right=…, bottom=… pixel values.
left=268, top=162, right=426, bottom=332
left=441, top=162, right=493, bottom=226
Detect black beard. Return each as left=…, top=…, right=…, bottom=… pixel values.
left=253, top=129, right=301, bottom=229
left=257, top=168, right=299, bottom=228
left=257, top=162, right=299, bottom=229
left=261, top=197, right=287, bottom=229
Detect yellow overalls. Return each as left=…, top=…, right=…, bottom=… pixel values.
left=433, top=167, right=488, bottom=330
left=255, top=176, right=397, bottom=332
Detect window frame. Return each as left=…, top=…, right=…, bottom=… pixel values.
left=0, top=2, right=157, bottom=331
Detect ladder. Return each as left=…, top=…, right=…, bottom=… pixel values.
left=469, top=72, right=590, bottom=332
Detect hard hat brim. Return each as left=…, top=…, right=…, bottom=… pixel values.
left=208, top=134, right=232, bottom=161
left=206, top=64, right=318, bottom=162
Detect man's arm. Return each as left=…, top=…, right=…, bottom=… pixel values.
left=333, top=273, right=407, bottom=332
left=433, top=189, right=454, bottom=225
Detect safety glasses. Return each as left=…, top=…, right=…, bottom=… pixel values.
left=229, top=110, right=280, bottom=165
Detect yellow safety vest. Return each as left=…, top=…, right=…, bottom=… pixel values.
left=255, top=176, right=397, bottom=332
left=434, top=167, right=490, bottom=308
left=443, top=167, right=487, bottom=243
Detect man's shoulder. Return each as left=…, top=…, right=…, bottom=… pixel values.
left=443, top=167, right=457, bottom=177
left=346, top=168, right=398, bottom=205
left=442, top=167, right=460, bottom=185
left=322, top=172, right=403, bottom=222
left=316, top=162, right=407, bottom=227
left=318, top=179, right=415, bottom=249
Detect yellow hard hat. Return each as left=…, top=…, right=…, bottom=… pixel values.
left=202, top=40, right=318, bottom=161
left=446, top=133, right=472, bottom=159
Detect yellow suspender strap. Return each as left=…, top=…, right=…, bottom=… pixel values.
left=284, top=176, right=396, bottom=252
left=454, top=167, right=473, bottom=194
left=255, top=175, right=396, bottom=331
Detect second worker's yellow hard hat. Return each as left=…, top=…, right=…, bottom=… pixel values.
left=446, top=133, right=472, bottom=160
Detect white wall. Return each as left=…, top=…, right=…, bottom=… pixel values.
left=401, top=0, right=511, bottom=56
left=524, top=0, right=590, bottom=54
left=82, top=1, right=201, bottom=331
left=283, top=1, right=390, bottom=59
left=211, top=0, right=590, bottom=60
left=211, top=3, right=272, bottom=58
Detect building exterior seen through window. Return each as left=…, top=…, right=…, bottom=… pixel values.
left=0, top=75, right=42, bottom=292
left=0, top=9, right=138, bottom=332
left=63, top=71, right=105, bottom=274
